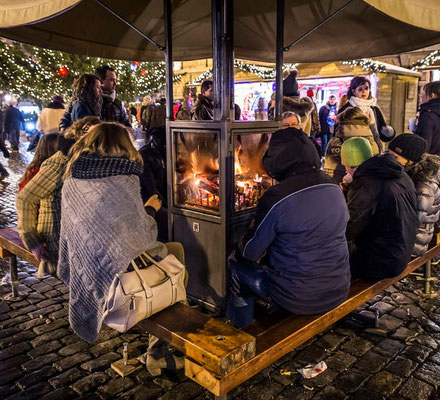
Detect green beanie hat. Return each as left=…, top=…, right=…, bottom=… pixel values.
left=341, top=137, right=373, bottom=167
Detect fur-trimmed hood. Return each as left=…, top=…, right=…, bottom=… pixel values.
left=337, top=106, right=369, bottom=126
left=405, top=154, right=440, bottom=185
left=282, top=96, right=313, bottom=116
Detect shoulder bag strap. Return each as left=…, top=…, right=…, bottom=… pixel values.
left=141, top=252, right=179, bottom=286
left=130, top=258, right=154, bottom=299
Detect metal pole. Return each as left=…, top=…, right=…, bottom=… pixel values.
left=283, top=0, right=355, bottom=51
left=212, top=0, right=233, bottom=121
left=275, top=0, right=284, bottom=120
left=424, top=260, right=432, bottom=295
left=164, top=0, right=174, bottom=120
left=10, top=255, right=18, bottom=298
left=212, top=0, right=222, bottom=121
left=94, top=0, right=165, bottom=50
left=224, top=0, right=234, bottom=121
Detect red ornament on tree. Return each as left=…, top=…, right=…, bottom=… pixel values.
left=141, top=69, right=147, bottom=75
left=58, top=67, right=68, bottom=76
left=133, top=61, right=140, bottom=66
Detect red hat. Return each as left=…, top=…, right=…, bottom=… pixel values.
left=306, top=89, right=314, bottom=97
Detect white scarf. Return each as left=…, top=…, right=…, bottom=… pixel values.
left=348, top=96, right=377, bottom=125
left=102, top=90, right=116, bottom=102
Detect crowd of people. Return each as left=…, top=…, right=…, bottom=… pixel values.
left=2, top=67, right=440, bottom=375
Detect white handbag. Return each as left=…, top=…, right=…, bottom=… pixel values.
left=103, top=251, right=186, bottom=333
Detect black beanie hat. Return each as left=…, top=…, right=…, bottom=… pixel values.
left=389, top=133, right=427, bottom=163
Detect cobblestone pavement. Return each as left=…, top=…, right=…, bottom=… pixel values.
left=2, top=144, right=440, bottom=399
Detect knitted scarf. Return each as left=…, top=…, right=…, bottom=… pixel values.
left=348, top=96, right=377, bottom=126
left=58, top=156, right=166, bottom=342
left=71, top=155, right=143, bottom=179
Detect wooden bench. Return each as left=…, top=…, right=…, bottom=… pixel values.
left=135, top=244, right=440, bottom=399
left=0, top=227, right=39, bottom=299
left=1, top=227, right=439, bottom=399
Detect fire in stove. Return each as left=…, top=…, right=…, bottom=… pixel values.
left=234, top=134, right=273, bottom=211
left=174, top=131, right=273, bottom=213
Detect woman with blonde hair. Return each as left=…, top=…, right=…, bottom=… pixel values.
left=16, top=117, right=97, bottom=277
left=58, top=122, right=166, bottom=344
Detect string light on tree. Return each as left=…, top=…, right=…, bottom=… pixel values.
left=0, top=41, right=184, bottom=105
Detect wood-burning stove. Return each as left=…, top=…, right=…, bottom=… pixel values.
left=167, top=119, right=280, bottom=309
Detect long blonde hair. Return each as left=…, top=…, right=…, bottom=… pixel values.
left=64, top=122, right=142, bottom=178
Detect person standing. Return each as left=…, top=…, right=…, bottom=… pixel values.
left=36, top=96, right=65, bottom=134
left=94, top=65, right=132, bottom=128
left=319, top=95, right=338, bottom=154
left=338, top=76, right=394, bottom=153
left=415, top=81, right=440, bottom=155
left=4, top=102, right=24, bottom=151
left=306, top=89, right=320, bottom=139
left=192, top=80, right=214, bottom=120
left=70, top=74, right=103, bottom=123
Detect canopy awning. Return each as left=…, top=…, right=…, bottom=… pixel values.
left=0, top=0, right=440, bottom=63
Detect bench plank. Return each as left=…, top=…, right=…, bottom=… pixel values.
left=187, top=244, right=440, bottom=396
left=0, top=227, right=39, bottom=266
left=134, top=302, right=256, bottom=376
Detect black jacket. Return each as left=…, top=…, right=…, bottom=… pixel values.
left=138, top=143, right=167, bottom=205
left=415, top=98, right=440, bottom=156
left=59, top=96, right=131, bottom=131
left=101, top=96, right=131, bottom=128
left=236, top=127, right=351, bottom=315
left=4, top=105, right=24, bottom=132
left=319, top=103, right=337, bottom=135
left=346, top=154, right=418, bottom=280
left=191, top=95, right=213, bottom=120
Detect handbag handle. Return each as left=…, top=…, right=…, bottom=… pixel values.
left=130, top=259, right=154, bottom=298
left=141, top=252, right=179, bottom=286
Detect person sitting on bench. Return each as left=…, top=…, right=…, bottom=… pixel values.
left=341, top=137, right=418, bottom=281
left=16, top=117, right=99, bottom=277
left=226, top=125, right=351, bottom=328
left=387, top=133, right=440, bottom=257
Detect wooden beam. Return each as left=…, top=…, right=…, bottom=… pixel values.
left=134, top=302, right=256, bottom=376
left=0, top=227, right=39, bottom=266
left=187, top=244, right=440, bottom=396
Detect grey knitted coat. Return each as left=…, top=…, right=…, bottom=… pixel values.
left=58, top=173, right=167, bottom=343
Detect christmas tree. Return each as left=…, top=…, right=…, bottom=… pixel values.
left=0, top=41, right=183, bottom=106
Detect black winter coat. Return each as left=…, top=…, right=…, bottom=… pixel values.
left=346, top=154, right=418, bottom=280
left=101, top=96, right=131, bottom=128
left=415, top=98, right=440, bottom=156
left=4, top=105, right=24, bottom=132
left=59, top=96, right=131, bottom=130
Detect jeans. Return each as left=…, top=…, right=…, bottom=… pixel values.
left=226, top=251, right=273, bottom=328
left=321, top=133, right=329, bottom=155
